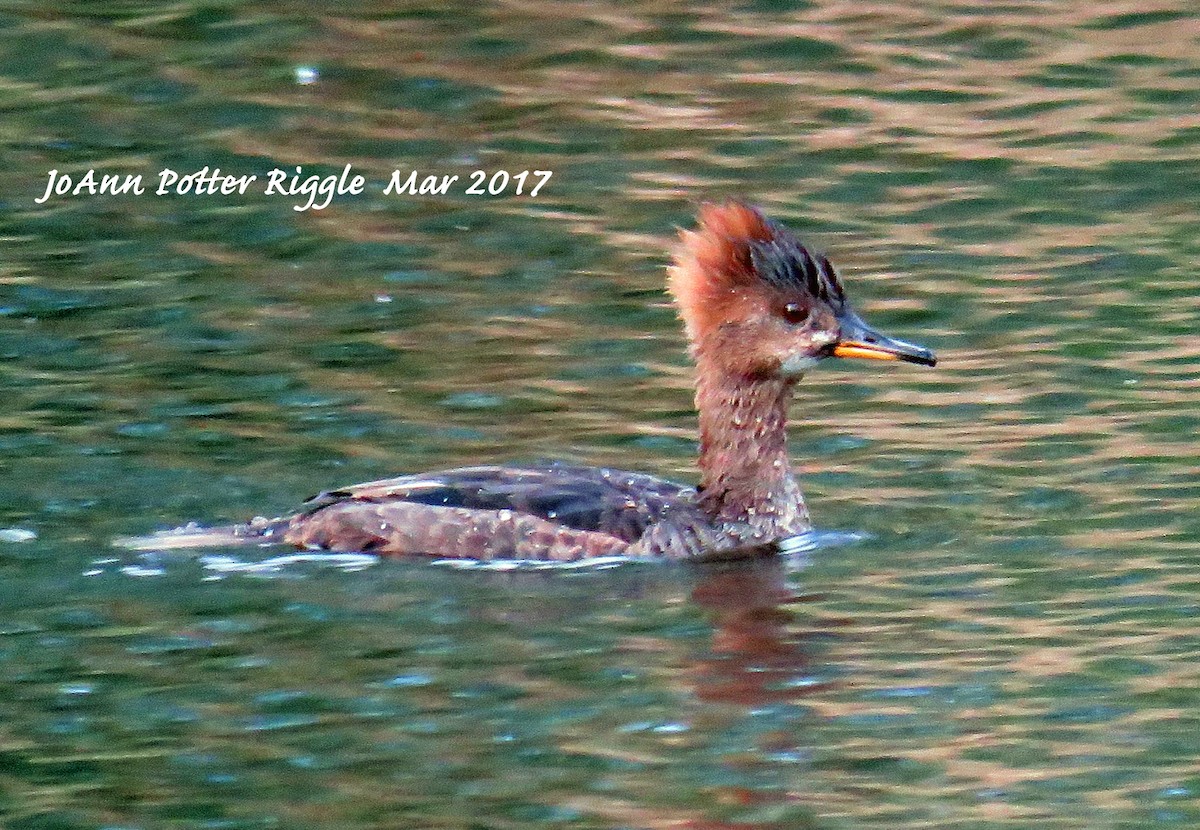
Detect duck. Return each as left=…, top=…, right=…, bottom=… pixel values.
left=123, top=202, right=935, bottom=561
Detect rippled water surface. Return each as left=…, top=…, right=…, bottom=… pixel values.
left=2, top=2, right=1198, bottom=828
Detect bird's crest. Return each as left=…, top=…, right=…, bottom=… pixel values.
left=668, top=201, right=842, bottom=343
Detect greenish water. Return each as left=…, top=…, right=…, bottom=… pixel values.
left=2, top=2, right=1198, bottom=828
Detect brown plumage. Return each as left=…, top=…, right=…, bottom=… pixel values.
left=120, top=202, right=935, bottom=561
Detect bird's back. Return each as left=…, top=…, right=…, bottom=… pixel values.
left=280, top=463, right=718, bottom=560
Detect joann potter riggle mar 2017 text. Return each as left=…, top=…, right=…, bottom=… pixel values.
left=33, top=164, right=554, bottom=211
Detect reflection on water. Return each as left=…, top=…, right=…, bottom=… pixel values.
left=691, top=554, right=833, bottom=706
left=2, top=0, right=1198, bottom=827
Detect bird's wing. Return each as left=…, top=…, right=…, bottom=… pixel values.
left=300, top=463, right=697, bottom=544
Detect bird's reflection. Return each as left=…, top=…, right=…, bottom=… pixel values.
left=270, top=548, right=838, bottom=830
left=689, top=546, right=835, bottom=706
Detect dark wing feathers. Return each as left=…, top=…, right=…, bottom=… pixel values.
left=301, top=464, right=697, bottom=544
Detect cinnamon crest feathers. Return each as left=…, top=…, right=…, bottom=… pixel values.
left=668, top=201, right=846, bottom=349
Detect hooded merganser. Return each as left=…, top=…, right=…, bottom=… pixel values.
left=122, top=202, right=935, bottom=561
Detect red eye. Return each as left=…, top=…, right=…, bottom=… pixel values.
left=782, top=302, right=809, bottom=325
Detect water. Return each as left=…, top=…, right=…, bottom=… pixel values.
left=1, top=2, right=1198, bottom=828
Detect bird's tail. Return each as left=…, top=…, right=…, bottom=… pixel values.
left=113, top=517, right=290, bottom=551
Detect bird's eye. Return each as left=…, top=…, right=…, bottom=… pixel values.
left=781, top=302, right=810, bottom=325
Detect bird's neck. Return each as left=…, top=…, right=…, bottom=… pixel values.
left=693, top=362, right=810, bottom=542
